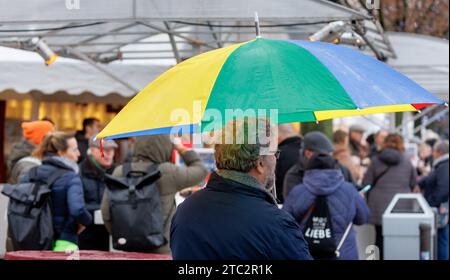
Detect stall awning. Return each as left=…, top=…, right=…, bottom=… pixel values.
left=0, top=46, right=169, bottom=103
left=387, top=32, right=449, bottom=102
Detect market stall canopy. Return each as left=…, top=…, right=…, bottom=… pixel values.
left=387, top=32, right=449, bottom=102
left=0, top=0, right=370, bottom=64
left=0, top=0, right=365, bottom=23
left=0, top=46, right=169, bottom=104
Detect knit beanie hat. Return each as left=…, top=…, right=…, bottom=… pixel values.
left=22, top=120, right=55, bottom=145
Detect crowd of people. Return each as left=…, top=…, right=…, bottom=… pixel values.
left=267, top=122, right=448, bottom=260
left=3, top=117, right=449, bottom=260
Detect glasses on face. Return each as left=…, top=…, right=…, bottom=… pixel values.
left=272, top=150, right=281, bottom=160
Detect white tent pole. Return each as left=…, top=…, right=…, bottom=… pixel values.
left=254, top=12, right=261, bottom=38
left=389, top=113, right=396, bottom=132
left=65, top=47, right=139, bottom=93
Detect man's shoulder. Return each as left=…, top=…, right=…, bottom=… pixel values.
left=250, top=200, right=296, bottom=224
left=262, top=207, right=301, bottom=235
left=436, top=157, right=449, bottom=168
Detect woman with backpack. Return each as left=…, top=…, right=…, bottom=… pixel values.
left=101, top=134, right=208, bottom=254
left=20, top=132, right=92, bottom=251
left=362, top=133, right=419, bottom=259
left=283, top=153, right=370, bottom=260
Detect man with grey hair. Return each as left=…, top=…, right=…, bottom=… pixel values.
left=170, top=119, right=312, bottom=260
left=419, top=140, right=449, bottom=260
left=275, top=124, right=302, bottom=204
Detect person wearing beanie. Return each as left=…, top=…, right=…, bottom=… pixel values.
left=283, top=152, right=370, bottom=260
left=5, top=120, right=54, bottom=251
left=22, top=120, right=55, bottom=145
left=7, top=120, right=54, bottom=183
left=283, top=131, right=356, bottom=200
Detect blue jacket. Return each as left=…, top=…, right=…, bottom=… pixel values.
left=419, top=155, right=449, bottom=208
left=21, top=156, right=92, bottom=244
left=170, top=172, right=312, bottom=260
left=283, top=169, right=370, bottom=260
left=79, top=156, right=115, bottom=213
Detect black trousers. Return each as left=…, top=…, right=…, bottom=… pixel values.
left=78, top=224, right=110, bottom=251
left=375, top=225, right=384, bottom=260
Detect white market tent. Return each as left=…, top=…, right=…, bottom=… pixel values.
left=0, top=1, right=446, bottom=127
left=1, top=0, right=395, bottom=104
left=0, top=0, right=377, bottom=64
left=0, top=0, right=398, bottom=99
left=387, top=32, right=449, bottom=103
left=0, top=45, right=169, bottom=105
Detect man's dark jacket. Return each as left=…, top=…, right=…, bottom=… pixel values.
left=419, top=155, right=449, bottom=208
left=170, top=172, right=312, bottom=260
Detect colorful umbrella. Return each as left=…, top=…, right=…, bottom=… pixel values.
left=97, top=38, right=444, bottom=140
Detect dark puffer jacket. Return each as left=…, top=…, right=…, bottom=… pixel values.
left=283, top=155, right=356, bottom=199
left=20, top=156, right=92, bottom=244
left=283, top=169, right=370, bottom=260
left=362, top=148, right=417, bottom=225
left=79, top=156, right=115, bottom=212
left=419, top=155, right=449, bottom=208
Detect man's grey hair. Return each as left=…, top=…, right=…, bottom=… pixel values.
left=278, top=124, right=296, bottom=137
left=434, top=140, right=449, bottom=155
left=214, top=118, right=277, bottom=173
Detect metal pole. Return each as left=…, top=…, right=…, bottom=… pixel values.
left=164, top=22, right=181, bottom=63
left=31, top=98, right=40, bottom=121
left=137, top=22, right=217, bottom=49
left=206, top=21, right=223, bottom=48
left=389, top=113, right=396, bottom=132
left=353, top=24, right=386, bottom=61
left=414, top=108, right=449, bottom=134
left=254, top=12, right=261, bottom=38
left=396, top=105, right=437, bottom=133
left=65, top=47, right=139, bottom=93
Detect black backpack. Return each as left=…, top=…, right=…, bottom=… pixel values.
left=104, top=162, right=165, bottom=252
left=302, top=196, right=337, bottom=260
left=1, top=167, right=67, bottom=250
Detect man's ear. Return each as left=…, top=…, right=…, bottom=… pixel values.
left=304, top=149, right=314, bottom=159
left=255, top=158, right=265, bottom=175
